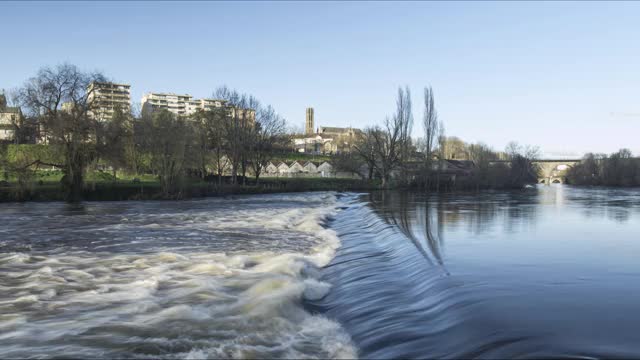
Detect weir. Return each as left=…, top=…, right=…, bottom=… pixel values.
left=315, top=188, right=640, bottom=358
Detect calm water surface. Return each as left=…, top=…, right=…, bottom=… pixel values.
left=1, top=186, right=640, bottom=358
left=313, top=185, right=640, bottom=358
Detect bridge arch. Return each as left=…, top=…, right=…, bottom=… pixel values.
left=488, top=159, right=580, bottom=185
left=535, top=159, right=579, bottom=185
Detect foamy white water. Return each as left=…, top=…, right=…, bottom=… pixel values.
left=0, top=192, right=357, bottom=359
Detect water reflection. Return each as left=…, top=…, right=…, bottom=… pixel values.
left=370, top=189, right=543, bottom=244
left=369, top=191, right=445, bottom=266
left=316, top=186, right=640, bottom=358
left=561, top=186, right=640, bottom=223
left=608, top=207, right=631, bottom=222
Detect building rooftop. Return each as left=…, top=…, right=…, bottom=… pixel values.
left=319, top=126, right=362, bottom=135
left=91, top=81, right=131, bottom=87
left=200, top=98, right=227, bottom=102
left=144, top=92, right=193, bottom=97
left=319, top=126, right=349, bottom=133
left=1, top=107, right=21, bottom=114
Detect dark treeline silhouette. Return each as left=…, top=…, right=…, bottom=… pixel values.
left=567, top=149, right=640, bottom=187
left=447, top=148, right=540, bottom=191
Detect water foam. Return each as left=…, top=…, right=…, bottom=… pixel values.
left=0, top=192, right=356, bottom=359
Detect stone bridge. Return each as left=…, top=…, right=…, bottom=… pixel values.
left=533, top=159, right=580, bottom=184
left=489, top=159, right=581, bottom=184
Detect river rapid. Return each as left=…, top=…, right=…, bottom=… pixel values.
left=0, top=193, right=356, bottom=359
left=2, top=186, right=640, bottom=358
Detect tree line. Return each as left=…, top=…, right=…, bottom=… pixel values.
left=336, top=86, right=540, bottom=190
left=2, top=63, right=545, bottom=203
left=567, top=149, right=640, bottom=187
left=1, top=64, right=287, bottom=201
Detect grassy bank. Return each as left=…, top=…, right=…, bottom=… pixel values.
left=0, top=177, right=379, bottom=202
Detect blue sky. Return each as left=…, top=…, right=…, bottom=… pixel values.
left=2, top=1, right=640, bottom=157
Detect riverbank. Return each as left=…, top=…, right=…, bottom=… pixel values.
left=0, top=177, right=380, bottom=202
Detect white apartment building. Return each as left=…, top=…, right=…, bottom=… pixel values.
left=141, top=93, right=227, bottom=117
left=198, top=98, right=227, bottom=112
left=87, top=82, right=131, bottom=121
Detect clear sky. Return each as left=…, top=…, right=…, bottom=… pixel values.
left=2, top=1, right=639, bottom=157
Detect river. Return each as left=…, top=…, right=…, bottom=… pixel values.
left=1, top=186, right=640, bottom=358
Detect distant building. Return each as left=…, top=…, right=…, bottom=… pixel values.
left=141, top=92, right=254, bottom=122
left=293, top=135, right=334, bottom=154
left=318, top=126, right=361, bottom=137
left=288, top=161, right=305, bottom=174
left=229, top=106, right=256, bottom=123
left=293, top=107, right=363, bottom=155
left=277, top=162, right=291, bottom=175
left=198, top=98, right=227, bottom=112
left=87, top=82, right=131, bottom=121
left=61, top=102, right=76, bottom=113
left=265, top=162, right=278, bottom=175
left=305, top=107, right=314, bottom=135
left=432, top=159, right=475, bottom=175
left=141, top=93, right=201, bottom=117
left=0, top=92, right=22, bottom=142
left=302, top=161, right=318, bottom=173
left=262, top=160, right=342, bottom=178
left=317, top=161, right=334, bottom=177
left=141, top=93, right=228, bottom=117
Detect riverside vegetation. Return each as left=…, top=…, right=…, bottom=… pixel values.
left=566, top=149, right=640, bottom=187
left=2, top=63, right=542, bottom=203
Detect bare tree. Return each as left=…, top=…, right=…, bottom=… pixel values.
left=96, top=106, right=133, bottom=182
left=214, top=86, right=255, bottom=185
left=440, top=136, right=468, bottom=160
left=568, top=149, right=640, bottom=187
left=422, top=86, right=439, bottom=166
left=331, top=152, right=366, bottom=179
left=286, top=123, right=305, bottom=136
left=504, top=142, right=540, bottom=188
left=17, top=63, right=106, bottom=202
left=371, top=115, right=403, bottom=188
left=191, top=111, right=210, bottom=179
left=138, top=109, right=190, bottom=197
left=239, top=96, right=259, bottom=184
left=397, top=86, right=413, bottom=183
left=195, top=107, right=229, bottom=186
left=210, top=109, right=230, bottom=186
left=436, top=121, right=446, bottom=188
left=505, top=141, right=521, bottom=158
left=353, top=127, right=379, bottom=180
left=217, top=87, right=242, bottom=185
left=359, top=88, right=416, bottom=188
left=437, top=122, right=446, bottom=159
left=248, top=104, right=286, bottom=183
